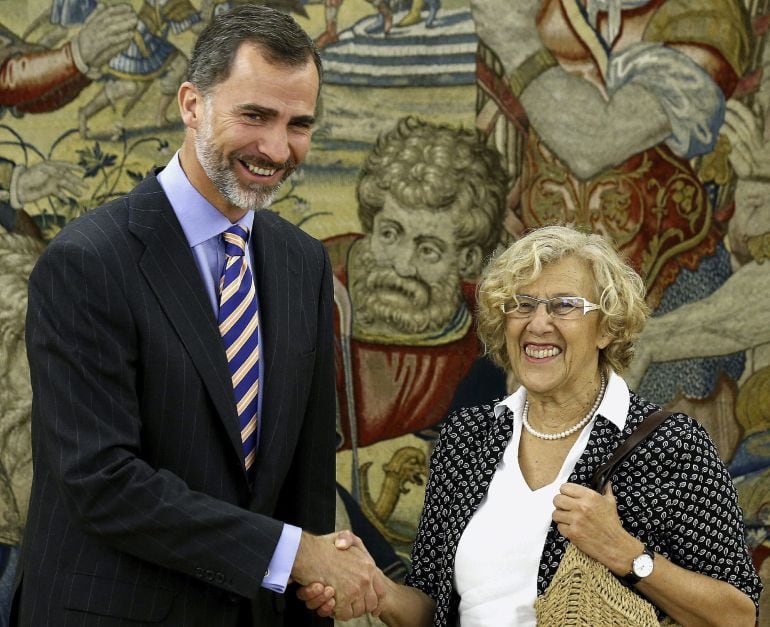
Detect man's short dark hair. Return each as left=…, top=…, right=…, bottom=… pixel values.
left=187, top=4, right=323, bottom=94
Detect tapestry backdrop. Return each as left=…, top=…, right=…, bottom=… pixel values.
left=2, top=0, right=770, bottom=624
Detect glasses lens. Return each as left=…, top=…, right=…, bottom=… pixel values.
left=550, top=297, right=582, bottom=317
left=504, top=296, right=594, bottom=317
left=503, top=296, right=536, bottom=317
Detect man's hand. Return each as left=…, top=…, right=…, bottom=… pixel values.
left=16, top=161, right=87, bottom=205
left=75, top=3, right=137, bottom=71
left=296, top=532, right=356, bottom=618
left=292, top=530, right=385, bottom=620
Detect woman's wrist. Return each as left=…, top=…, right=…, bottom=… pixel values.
left=607, top=536, right=646, bottom=577
left=375, top=576, right=401, bottom=619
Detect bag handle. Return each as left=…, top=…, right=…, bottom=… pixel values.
left=590, top=409, right=672, bottom=493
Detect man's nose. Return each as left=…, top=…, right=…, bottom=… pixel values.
left=392, top=249, right=418, bottom=277
left=256, top=126, right=291, bottom=165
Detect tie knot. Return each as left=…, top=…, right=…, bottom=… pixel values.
left=223, top=225, right=249, bottom=257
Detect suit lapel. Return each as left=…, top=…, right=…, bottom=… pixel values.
left=249, top=210, right=301, bottom=473
left=127, top=173, right=245, bottom=465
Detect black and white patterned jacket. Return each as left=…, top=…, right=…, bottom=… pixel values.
left=404, top=384, right=762, bottom=626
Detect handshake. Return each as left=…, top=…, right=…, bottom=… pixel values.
left=291, top=530, right=392, bottom=621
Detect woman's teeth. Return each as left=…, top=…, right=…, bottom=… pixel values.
left=525, top=345, right=561, bottom=358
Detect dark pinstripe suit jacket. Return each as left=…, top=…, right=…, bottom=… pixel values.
left=15, top=171, right=336, bottom=626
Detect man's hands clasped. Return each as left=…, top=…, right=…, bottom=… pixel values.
left=292, top=530, right=388, bottom=620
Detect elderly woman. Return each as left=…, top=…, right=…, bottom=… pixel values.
left=300, top=225, right=762, bottom=625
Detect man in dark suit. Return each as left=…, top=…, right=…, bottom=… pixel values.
left=14, top=5, right=380, bottom=626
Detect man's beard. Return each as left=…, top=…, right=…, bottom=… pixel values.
left=194, top=112, right=294, bottom=211
left=349, top=241, right=464, bottom=336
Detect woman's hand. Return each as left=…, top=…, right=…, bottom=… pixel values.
left=296, top=581, right=336, bottom=617
left=552, top=481, right=642, bottom=575
left=296, top=529, right=435, bottom=627
left=552, top=482, right=756, bottom=625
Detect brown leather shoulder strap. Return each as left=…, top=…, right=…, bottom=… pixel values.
left=590, top=409, right=672, bottom=493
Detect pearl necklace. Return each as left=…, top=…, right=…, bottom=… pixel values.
left=522, top=373, right=607, bottom=441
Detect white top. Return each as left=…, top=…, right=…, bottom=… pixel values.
left=453, top=372, right=629, bottom=626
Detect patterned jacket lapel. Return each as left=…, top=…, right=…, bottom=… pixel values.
left=537, top=411, right=646, bottom=595
left=445, top=406, right=514, bottom=568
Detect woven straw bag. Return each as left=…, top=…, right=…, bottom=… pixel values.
left=535, top=410, right=680, bottom=626
left=535, top=543, right=679, bottom=626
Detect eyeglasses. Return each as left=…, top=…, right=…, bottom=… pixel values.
left=500, top=295, right=600, bottom=319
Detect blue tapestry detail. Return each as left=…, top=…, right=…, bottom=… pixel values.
left=637, top=241, right=744, bottom=402
left=320, top=9, right=477, bottom=87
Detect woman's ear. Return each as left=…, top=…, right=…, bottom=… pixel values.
left=597, top=329, right=613, bottom=350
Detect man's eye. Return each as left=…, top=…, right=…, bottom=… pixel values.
left=418, top=244, right=440, bottom=263
left=378, top=227, right=398, bottom=243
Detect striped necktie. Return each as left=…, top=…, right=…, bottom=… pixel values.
left=218, top=225, right=259, bottom=472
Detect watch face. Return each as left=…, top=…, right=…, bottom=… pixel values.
left=632, top=552, right=654, bottom=578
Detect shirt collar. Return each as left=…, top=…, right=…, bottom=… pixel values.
left=597, top=370, right=630, bottom=432
left=157, top=151, right=254, bottom=247
left=493, top=370, right=629, bottom=432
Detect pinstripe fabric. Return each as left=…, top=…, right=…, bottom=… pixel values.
left=219, top=225, right=260, bottom=471
left=15, top=171, right=336, bottom=627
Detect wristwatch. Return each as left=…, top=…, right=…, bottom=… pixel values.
left=621, top=545, right=655, bottom=585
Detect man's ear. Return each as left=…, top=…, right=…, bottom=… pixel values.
left=178, top=81, right=203, bottom=130
left=458, top=245, right=483, bottom=279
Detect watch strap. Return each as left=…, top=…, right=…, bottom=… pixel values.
left=620, top=569, right=641, bottom=586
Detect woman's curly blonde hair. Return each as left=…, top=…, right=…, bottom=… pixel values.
left=477, top=226, right=650, bottom=375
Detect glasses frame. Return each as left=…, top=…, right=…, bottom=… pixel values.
left=500, top=295, right=601, bottom=318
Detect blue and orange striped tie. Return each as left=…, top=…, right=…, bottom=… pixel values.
left=218, top=225, right=259, bottom=473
